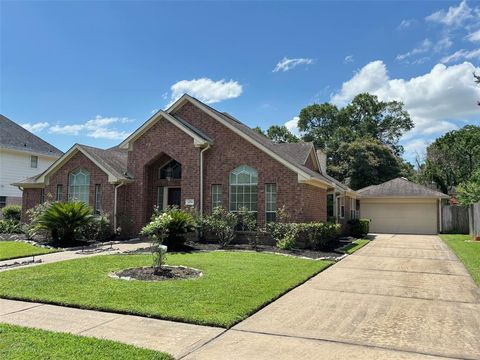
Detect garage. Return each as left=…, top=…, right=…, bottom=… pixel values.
left=358, top=178, right=449, bottom=235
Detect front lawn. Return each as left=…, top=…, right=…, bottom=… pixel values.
left=343, top=239, right=370, bottom=255
left=440, top=234, right=480, bottom=286
left=0, top=241, right=56, bottom=261
left=0, top=323, right=172, bottom=360
left=0, top=252, right=331, bottom=327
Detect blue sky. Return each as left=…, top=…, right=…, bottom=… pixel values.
left=1, top=1, right=479, bottom=163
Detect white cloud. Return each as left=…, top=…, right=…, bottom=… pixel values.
left=273, top=57, right=315, bottom=72
left=21, top=122, right=49, bottom=133
left=331, top=60, right=480, bottom=140
left=284, top=116, right=300, bottom=136
left=168, top=78, right=243, bottom=106
left=396, top=39, right=433, bottom=61
left=466, top=29, right=480, bottom=42
left=344, top=55, right=354, bottom=64
left=49, top=115, right=132, bottom=140
left=403, top=138, right=431, bottom=160
left=426, top=0, right=475, bottom=27
left=441, top=48, right=480, bottom=63
left=398, top=19, right=416, bottom=30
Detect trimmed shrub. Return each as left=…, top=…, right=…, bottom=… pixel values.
left=275, top=225, right=298, bottom=250
left=203, top=206, right=238, bottom=247
left=347, top=218, right=370, bottom=238
left=2, top=205, right=21, bottom=222
left=80, top=212, right=112, bottom=242
left=303, top=222, right=341, bottom=250
left=141, top=206, right=195, bottom=249
left=0, top=219, right=24, bottom=234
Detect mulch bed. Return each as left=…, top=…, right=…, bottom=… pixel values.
left=112, top=266, right=202, bottom=281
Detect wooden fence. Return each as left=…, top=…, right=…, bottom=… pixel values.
left=468, top=203, right=480, bottom=240
left=442, top=205, right=469, bottom=234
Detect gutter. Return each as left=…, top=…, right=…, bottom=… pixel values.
left=199, top=144, right=211, bottom=217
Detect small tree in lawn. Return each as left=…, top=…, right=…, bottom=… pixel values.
left=203, top=206, right=238, bottom=247
left=140, top=212, right=171, bottom=274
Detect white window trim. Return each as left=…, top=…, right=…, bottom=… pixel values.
left=265, top=183, right=277, bottom=222
left=229, top=165, right=258, bottom=213
left=211, top=184, right=222, bottom=210
left=30, top=155, right=38, bottom=168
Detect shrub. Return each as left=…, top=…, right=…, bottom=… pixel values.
left=26, top=201, right=52, bottom=239
left=141, top=206, right=195, bottom=248
left=79, top=212, right=112, bottom=242
left=275, top=225, right=298, bottom=250
left=347, top=218, right=370, bottom=238
left=34, top=202, right=94, bottom=244
left=0, top=219, right=24, bottom=234
left=2, top=205, right=21, bottom=222
left=203, top=206, right=238, bottom=247
left=303, top=222, right=341, bottom=250
left=237, top=207, right=259, bottom=248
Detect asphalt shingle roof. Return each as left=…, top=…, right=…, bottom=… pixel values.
left=0, top=115, right=63, bottom=157
left=357, top=177, right=449, bottom=198
left=78, top=144, right=131, bottom=180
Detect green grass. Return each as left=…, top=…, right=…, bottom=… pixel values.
left=0, top=241, right=56, bottom=261
left=0, top=323, right=172, bottom=360
left=0, top=252, right=331, bottom=328
left=343, top=239, right=370, bottom=255
left=440, top=234, right=480, bottom=286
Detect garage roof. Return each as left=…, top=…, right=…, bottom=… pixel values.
left=357, top=177, right=449, bottom=199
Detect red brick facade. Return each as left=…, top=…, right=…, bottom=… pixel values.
left=21, top=100, right=329, bottom=236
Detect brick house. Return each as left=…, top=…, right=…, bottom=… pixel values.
left=14, top=95, right=356, bottom=236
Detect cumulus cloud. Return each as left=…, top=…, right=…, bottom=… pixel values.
left=396, top=39, right=433, bottom=62
left=284, top=116, right=301, bottom=136
left=273, top=57, right=315, bottom=72
left=167, top=78, right=243, bottom=106
left=441, top=48, right=480, bottom=63
left=398, top=19, right=416, bottom=30
left=426, top=0, right=475, bottom=27
left=344, top=55, right=354, bottom=64
left=21, top=122, right=49, bottom=133
left=331, top=60, right=480, bottom=157
left=403, top=138, right=431, bottom=159
left=397, top=37, right=452, bottom=63
left=49, top=115, right=132, bottom=140
left=466, top=29, right=480, bottom=42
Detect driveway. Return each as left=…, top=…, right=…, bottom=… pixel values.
left=184, top=234, right=480, bottom=360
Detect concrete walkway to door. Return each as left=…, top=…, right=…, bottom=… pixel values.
left=185, top=234, right=480, bottom=360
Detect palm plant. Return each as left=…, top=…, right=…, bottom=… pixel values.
left=36, top=202, right=94, bottom=244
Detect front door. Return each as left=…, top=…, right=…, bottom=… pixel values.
left=168, top=188, right=181, bottom=207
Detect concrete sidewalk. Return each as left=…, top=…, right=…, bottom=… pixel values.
left=0, top=298, right=224, bottom=359
left=185, top=234, right=480, bottom=360
left=0, top=239, right=151, bottom=271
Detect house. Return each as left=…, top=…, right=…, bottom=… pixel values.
left=0, top=115, right=62, bottom=209
left=358, top=177, right=450, bottom=234
left=14, top=94, right=354, bottom=236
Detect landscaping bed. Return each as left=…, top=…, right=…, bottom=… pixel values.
left=0, top=323, right=172, bottom=360
left=0, top=252, right=332, bottom=328
left=0, top=241, right=56, bottom=261
left=112, top=265, right=202, bottom=281
left=440, top=234, right=480, bottom=286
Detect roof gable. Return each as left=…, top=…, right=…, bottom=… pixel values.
left=0, top=115, right=63, bottom=157
left=357, top=178, right=449, bottom=199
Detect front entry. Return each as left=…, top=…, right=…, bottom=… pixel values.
left=167, top=187, right=181, bottom=207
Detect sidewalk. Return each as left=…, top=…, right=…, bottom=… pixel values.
left=0, top=240, right=151, bottom=272
left=0, top=298, right=224, bottom=359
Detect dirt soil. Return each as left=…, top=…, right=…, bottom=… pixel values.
left=113, top=266, right=202, bottom=281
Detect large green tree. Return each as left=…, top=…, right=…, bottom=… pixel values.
left=253, top=125, right=299, bottom=143
left=297, top=93, right=414, bottom=188
left=457, top=168, right=480, bottom=205
left=421, top=125, right=480, bottom=193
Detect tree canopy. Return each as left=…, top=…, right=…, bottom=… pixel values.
left=253, top=125, right=299, bottom=143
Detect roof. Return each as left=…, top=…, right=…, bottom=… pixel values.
left=0, top=115, right=63, bottom=157
left=273, top=142, right=314, bottom=166
left=357, top=178, right=450, bottom=199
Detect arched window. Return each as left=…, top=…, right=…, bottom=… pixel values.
left=69, top=169, right=90, bottom=204
left=229, top=165, right=258, bottom=212
left=159, top=160, right=182, bottom=180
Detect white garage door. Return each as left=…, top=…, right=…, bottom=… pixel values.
left=360, top=199, right=438, bottom=234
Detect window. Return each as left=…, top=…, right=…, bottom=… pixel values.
left=229, top=165, right=258, bottom=213
left=157, top=186, right=164, bottom=211
left=350, top=198, right=356, bottom=219
left=159, top=160, right=181, bottom=180
left=40, top=189, right=45, bottom=204
left=30, top=155, right=38, bottom=168
left=337, top=196, right=345, bottom=219
left=211, top=185, right=222, bottom=209
left=94, top=184, right=102, bottom=214
left=0, top=196, right=6, bottom=209
left=69, top=168, right=90, bottom=204
left=56, top=184, right=63, bottom=201
left=265, top=184, right=277, bottom=222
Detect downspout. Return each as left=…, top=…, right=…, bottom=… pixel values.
left=199, top=145, right=211, bottom=217
left=114, top=182, right=125, bottom=234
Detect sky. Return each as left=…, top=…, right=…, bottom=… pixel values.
left=1, top=0, right=479, bottom=164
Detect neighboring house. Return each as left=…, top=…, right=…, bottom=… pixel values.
left=358, top=177, right=450, bottom=235
left=14, top=94, right=352, bottom=236
left=0, top=115, right=62, bottom=209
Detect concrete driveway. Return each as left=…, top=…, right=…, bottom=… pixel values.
left=184, top=234, right=480, bottom=360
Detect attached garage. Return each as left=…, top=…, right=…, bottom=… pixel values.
left=358, top=178, right=449, bottom=235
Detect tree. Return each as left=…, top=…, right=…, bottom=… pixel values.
left=298, top=93, right=414, bottom=185
left=253, top=125, right=299, bottom=143
left=334, top=139, right=406, bottom=190
left=421, top=125, right=480, bottom=193
left=457, top=168, right=480, bottom=205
